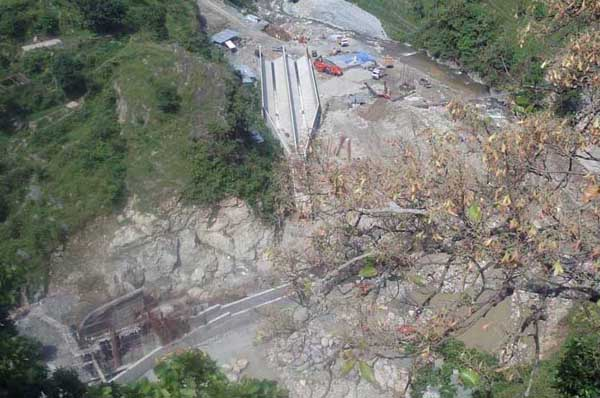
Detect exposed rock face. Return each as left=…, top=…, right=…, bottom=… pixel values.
left=222, top=358, right=250, bottom=382
left=266, top=316, right=411, bottom=398
left=374, top=359, right=410, bottom=393
left=282, top=0, right=388, bottom=39
left=50, top=197, right=278, bottom=320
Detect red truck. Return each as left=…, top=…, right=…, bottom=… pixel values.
left=313, top=58, right=343, bottom=76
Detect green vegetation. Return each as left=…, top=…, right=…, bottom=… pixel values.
left=0, top=309, right=288, bottom=398
left=75, top=0, right=129, bottom=33
left=0, top=308, right=47, bottom=398
left=350, top=0, right=593, bottom=109
left=411, top=339, right=503, bottom=398
left=555, top=335, right=600, bottom=398
left=88, top=350, right=287, bottom=398
left=1, top=1, right=285, bottom=394
left=553, top=306, right=600, bottom=398
left=186, top=83, right=284, bottom=217
left=1, top=0, right=284, bottom=307
left=410, top=304, right=600, bottom=397
left=348, top=0, right=419, bottom=40
left=156, top=84, right=182, bottom=113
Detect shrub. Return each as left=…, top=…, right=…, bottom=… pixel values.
left=74, top=0, right=128, bottom=33
left=227, top=0, right=257, bottom=12
left=186, top=82, right=284, bottom=219
left=138, top=4, right=168, bottom=40
left=0, top=2, right=31, bottom=41
left=182, top=31, right=219, bottom=60
left=554, top=89, right=581, bottom=117
left=34, top=12, right=60, bottom=36
left=51, top=52, right=86, bottom=98
left=22, top=52, right=47, bottom=75
left=42, top=369, right=87, bottom=398
left=156, top=84, right=181, bottom=113
left=0, top=310, right=47, bottom=398
left=555, top=335, right=600, bottom=398
left=0, top=95, right=20, bottom=132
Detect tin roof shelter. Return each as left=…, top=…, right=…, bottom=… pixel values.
left=211, top=29, right=240, bottom=45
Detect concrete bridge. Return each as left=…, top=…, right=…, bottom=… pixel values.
left=259, top=47, right=321, bottom=158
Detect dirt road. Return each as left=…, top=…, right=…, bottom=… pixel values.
left=199, top=0, right=488, bottom=98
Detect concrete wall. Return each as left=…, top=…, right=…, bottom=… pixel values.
left=79, top=289, right=144, bottom=339
left=109, top=284, right=290, bottom=384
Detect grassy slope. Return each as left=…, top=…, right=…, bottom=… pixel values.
left=0, top=0, right=281, bottom=301
left=348, top=0, right=524, bottom=41
left=114, top=40, right=218, bottom=207
left=349, top=0, right=589, bottom=107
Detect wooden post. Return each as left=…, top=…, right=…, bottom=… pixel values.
left=110, top=328, right=122, bottom=369
left=347, top=139, right=352, bottom=161
left=335, top=135, right=347, bottom=157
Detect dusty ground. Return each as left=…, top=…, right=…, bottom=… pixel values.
left=201, top=0, right=500, bottom=165
left=17, top=0, right=517, bottom=395
left=280, top=0, right=388, bottom=39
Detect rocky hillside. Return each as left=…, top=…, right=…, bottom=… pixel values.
left=0, top=0, right=286, bottom=308
left=1, top=2, right=289, bottom=396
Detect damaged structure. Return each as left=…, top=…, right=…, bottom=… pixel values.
left=259, top=47, right=321, bottom=156
left=211, top=29, right=240, bottom=51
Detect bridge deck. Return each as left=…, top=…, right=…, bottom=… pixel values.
left=261, top=49, right=321, bottom=156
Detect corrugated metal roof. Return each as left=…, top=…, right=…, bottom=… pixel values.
left=211, top=29, right=240, bottom=44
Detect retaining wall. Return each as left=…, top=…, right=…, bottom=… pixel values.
left=110, top=284, right=290, bottom=383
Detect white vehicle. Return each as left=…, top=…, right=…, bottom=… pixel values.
left=339, top=37, right=350, bottom=47
left=371, top=68, right=385, bottom=80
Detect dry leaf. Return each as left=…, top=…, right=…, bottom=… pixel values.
left=583, top=184, right=600, bottom=203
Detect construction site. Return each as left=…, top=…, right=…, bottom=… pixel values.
left=259, top=47, right=321, bottom=157
left=205, top=0, right=500, bottom=164
left=15, top=0, right=509, bottom=389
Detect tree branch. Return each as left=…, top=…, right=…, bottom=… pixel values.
left=357, top=207, right=428, bottom=217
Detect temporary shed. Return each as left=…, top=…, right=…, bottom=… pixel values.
left=245, top=14, right=260, bottom=23
left=211, top=29, right=240, bottom=45
left=347, top=94, right=368, bottom=106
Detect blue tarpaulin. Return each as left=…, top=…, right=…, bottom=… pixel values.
left=326, top=52, right=376, bottom=69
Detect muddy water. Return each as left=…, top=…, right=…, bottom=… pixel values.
left=266, top=0, right=490, bottom=98
left=366, top=37, right=490, bottom=98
